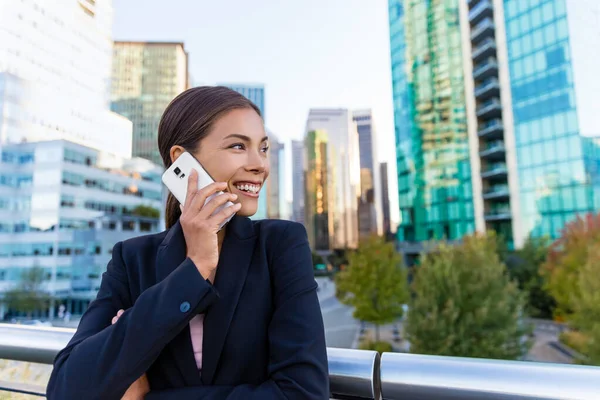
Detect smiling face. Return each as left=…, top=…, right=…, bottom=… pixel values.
left=170, top=107, right=269, bottom=217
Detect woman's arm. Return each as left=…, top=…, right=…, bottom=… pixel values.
left=145, top=222, right=330, bottom=400
left=46, top=241, right=219, bottom=400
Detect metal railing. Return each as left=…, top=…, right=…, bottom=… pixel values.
left=2, top=323, right=600, bottom=399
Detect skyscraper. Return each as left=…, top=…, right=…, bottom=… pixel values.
left=353, top=109, right=381, bottom=238
left=111, top=41, right=189, bottom=165
left=389, top=0, right=600, bottom=249
left=0, top=0, right=132, bottom=157
left=266, top=133, right=285, bottom=219
left=304, top=130, right=331, bottom=251
left=220, top=83, right=268, bottom=219
left=292, top=140, right=305, bottom=224
left=380, top=162, right=392, bottom=238
left=305, top=109, right=361, bottom=249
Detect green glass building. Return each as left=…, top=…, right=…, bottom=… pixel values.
left=389, top=0, right=600, bottom=249
left=389, top=0, right=475, bottom=245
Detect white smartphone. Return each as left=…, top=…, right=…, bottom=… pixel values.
left=161, top=152, right=236, bottom=230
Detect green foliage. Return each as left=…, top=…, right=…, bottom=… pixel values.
left=4, top=266, right=51, bottom=317
left=131, top=204, right=160, bottom=219
left=507, top=236, right=555, bottom=319
left=406, top=232, right=530, bottom=360
left=336, top=236, right=409, bottom=340
left=570, top=244, right=600, bottom=365
left=360, top=340, right=393, bottom=354
left=542, top=213, right=600, bottom=319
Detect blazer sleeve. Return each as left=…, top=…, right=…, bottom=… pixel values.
left=46, top=241, right=220, bottom=400
left=145, top=222, right=330, bottom=400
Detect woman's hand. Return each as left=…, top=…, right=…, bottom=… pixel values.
left=180, top=169, right=241, bottom=281
left=112, top=310, right=150, bottom=400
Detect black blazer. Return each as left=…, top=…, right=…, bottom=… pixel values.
left=46, top=216, right=329, bottom=400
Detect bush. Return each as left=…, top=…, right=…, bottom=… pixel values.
left=360, top=340, right=393, bottom=354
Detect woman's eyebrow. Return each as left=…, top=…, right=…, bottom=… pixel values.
left=223, top=134, right=269, bottom=142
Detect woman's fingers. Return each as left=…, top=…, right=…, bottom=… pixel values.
left=112, top=309, right=124, bottom=325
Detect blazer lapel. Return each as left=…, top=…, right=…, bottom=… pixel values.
left=155, top=221, right=202, bottom=386
left=201, top=216, right=257, bottom=385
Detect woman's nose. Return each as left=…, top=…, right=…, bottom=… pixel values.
left=246, top=150, right=266, bottom=173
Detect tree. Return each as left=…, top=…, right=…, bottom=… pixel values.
left=4, top=266, right=51, bottom=318
left=571, top=244, right=600, bottom=365
left=507, top=236, right=555, bottom=319
left=406, top=233, right=530, bottom=360
left=541, top=213, right=600, bottom=319
left=335, top=235, right=409, bottom=342
left=131, top=205, right=160, bottom=219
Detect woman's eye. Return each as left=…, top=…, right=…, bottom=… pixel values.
left=230, top=143, right=244, bottom=150
left=262, top=146, right=270, bottom=153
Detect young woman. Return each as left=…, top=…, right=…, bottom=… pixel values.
left=46, top=86, right=329, bottom=399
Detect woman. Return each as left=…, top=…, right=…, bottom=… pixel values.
left=46, top=86, right=329, bottom=399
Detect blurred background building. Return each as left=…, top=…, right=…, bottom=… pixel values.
left=291, top=139, right=306, bottom=224
left=304, top=130, right=331, bottom=251
left=0, top=140, right=163, bottom=319
left=111, top=41, right=189, bottom=166
left=389, top=0, right=600, bottom=251
left=0, top=0, right=132, bottom=158
left=380, top=162, right=392, bottom=239
left=305, top=109, right=361, bottom=250
left=266, top=133, right=285, bottom=219
left=353, top=109, right=382, bottom=238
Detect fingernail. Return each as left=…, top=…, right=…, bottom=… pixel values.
left=231, top=194, right=238, bottom=199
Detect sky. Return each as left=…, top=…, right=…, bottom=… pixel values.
left=113, top=0, right=400, bottom=226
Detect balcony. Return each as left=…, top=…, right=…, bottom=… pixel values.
left=485, top=207, right=512, bottom=221
left=480, top=140, right=506, bottom=160
left=475, top=77, right=500, bottom=100
left=469, top=0, right=493, bottom=24
left=481, top=162, right=508, bottom=180
left=473, top=58, right=499, bottom=80
left=472, top=37, right=497, bottom=61
left=483, top=184, right=510, bottom=200
left=478, top=118, right=504, bottom=139
left=476, top=98, right=502, bottom=119
left=2, top=323, right=600, bottom=399
left=471, top=17, right=495, bottom=43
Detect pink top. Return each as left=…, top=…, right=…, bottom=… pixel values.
left=189, top=314, right=205, bottom=372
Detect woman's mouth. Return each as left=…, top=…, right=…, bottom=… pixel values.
left=232, top=181, right=262, bottom=198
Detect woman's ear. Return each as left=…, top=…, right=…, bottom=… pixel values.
left=169, top=145, right=186, bottom=164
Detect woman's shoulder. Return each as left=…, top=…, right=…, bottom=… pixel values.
left=253, top=219, right=307, bottom=239
left=118, top=229, right=169, bottom=258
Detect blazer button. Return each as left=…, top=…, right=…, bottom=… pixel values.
left=180, top=301, right=191, bottom=313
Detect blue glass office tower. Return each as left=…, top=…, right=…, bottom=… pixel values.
left=389, top=0, right=600, bottom=248
left=219, top=83, right=268, bottom=219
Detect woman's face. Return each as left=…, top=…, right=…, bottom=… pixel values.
left=174, top=108, right=269, bottom=217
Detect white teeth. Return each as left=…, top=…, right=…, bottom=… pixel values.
left=236, top=184, right=259, bottom=194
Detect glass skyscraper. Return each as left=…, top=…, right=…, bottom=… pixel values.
left=389, top=0, right=475, bottom=245
left=389, top=0, right=600, bottom=249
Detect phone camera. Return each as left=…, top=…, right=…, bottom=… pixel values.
left=173, top=167, right=181, bottom=176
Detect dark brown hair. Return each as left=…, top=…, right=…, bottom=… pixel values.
left=158, top=86, right=262, bottom=228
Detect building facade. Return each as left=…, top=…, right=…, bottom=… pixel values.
left=380, top=162, right=392, bottom=237
left=305, top=109, right=361, bottom=249
left=0, top=140, right=163, bottom=319
left=266, top=133, right=285, bottom=219
left=389, top=0, right=600, bottom=248
left=291, top=140, right=305, bottom=224
left=389, top=0, right=475, bottom=246
left=353, top=110, right=382, bottom=238
left=220, top=83, right=268, bottom=219
left=0, top=0, right=132, bottom=157
left=111, top=41, right=189, bottom=165
left=304, top=130, right=331, bottom=251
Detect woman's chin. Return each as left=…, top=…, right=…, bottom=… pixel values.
left=236, top=204, right=258, bottom=218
